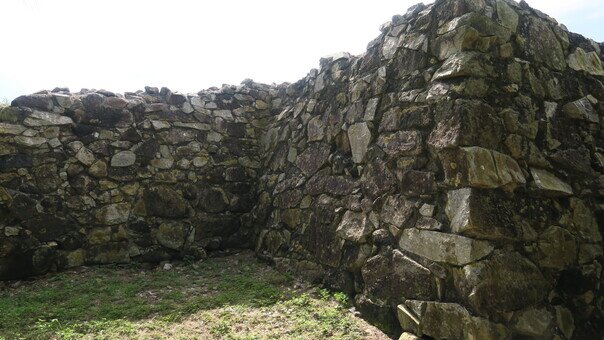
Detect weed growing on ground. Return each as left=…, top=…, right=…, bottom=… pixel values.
left=0, top=252, right=386, bottom=339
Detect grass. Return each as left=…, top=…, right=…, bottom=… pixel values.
left=0, top=251, right=387, bottom=340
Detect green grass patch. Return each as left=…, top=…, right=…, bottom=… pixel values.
left=0, top=252, right=382, bottom=339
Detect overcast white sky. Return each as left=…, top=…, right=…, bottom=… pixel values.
left=1, top=0, right=603, bottom=101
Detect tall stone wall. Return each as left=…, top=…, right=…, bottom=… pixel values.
left=254, top=0, right=603, bottom=338
left=1, top=0, right=603, bottom=338
left=0, top=82, right=277, bottom=280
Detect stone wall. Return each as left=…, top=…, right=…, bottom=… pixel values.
left=0, top=82, right=277, bottom=279
left=254, top=0, right=603, bottom=338
left=1, top=0, right=603, bottom=338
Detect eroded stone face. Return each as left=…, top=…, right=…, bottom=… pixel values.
left=397, top=300, right=508, bottom=339
left=348, top=122, right=371, bottom=163
left=530, top=168, right=573, bottom=197
left=399, top=228, right=494, bottom=265
left=362, top=250, right=437, bottom=303
left=440, top=147, right=525, bottom=191
left=567, top=47, right=604, bottom=76
left=446, top=188, right=523, bottom=241
left=524, top=17, right=566, bottom=71
left=454, top=251, right=550, bottom=316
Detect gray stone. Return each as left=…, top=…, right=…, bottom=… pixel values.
left=382, top=35, right=402, bottom=59
left=525, top=17, right=566, bottom=71
left=95, top=203, right=130, bottom=225
left=88, top=160, right=107, bottom=178
left=111, top=151, right=136, bottom=167
left=533, top=226, right=576, bottom=270
left=159, top=128, right=198, bottom=144
left=428, top=100, right=504, bottom=150
left=23, top=111, right=73, bottom=127
left=11, top=94, right=54, bottom=111
left=87, top=227, right=112, bottom=245
left=530, top=168, right=573, bottom=196
left=87, top=242, right=130, bottom=264
left=307, top=116, right=325, bottom=142
left=362, top=250, right=437, bottom=302
left=364, top=98, right=379, bottom=121
left=399, top=228, right=494, bottom=265
left=0, top=105, right=18, bottom=123
left=511, top=307, right=553, bottom=337
left=0, top=123, right=26, bottom=135
left=144, top=186, right=188, bottom=218
left=151, top=120, right=171, bottom=130
left=555, top=306, right=574, bottom=339
left=419, top=204, right=434, bottom=217
left=348, top=122, right=371, bottom=163
left=14, top=136, right=47, bottom=147
left=437, top=12, right=512, bottom=42
left=454, top=251, right=550, bottom=315
left=432, top=52, right=493, bottom=80
left=440, top=147, right=525, bottom=190
left=336, top=211, right=372, bottom=243
left=446, top=188, right=521, bottom=241
left=563, top=97, right=599, bottom=123
left=157, top=222, right=186, bottom=250
left=76, top=147, right=95, bottom=166
left=567, top=47, right=604, bottom=76
left=415, top=217, right=442, bottom=231
left=53, top=93, right=72, bottom=108
left=496, top=0, right=519, bottom=32
left=150, top=158, right=174, bottom=170
left=381, top=195, right=414, bottom=228
left=376, top=131, right=421, bottom=157
left=397, top=300, right=508, bottom=340
left=398, top=332, right=420, bottom=340
left=296, top=143, right=330, bottom=176
left=567, top=198, right=602, bottom=242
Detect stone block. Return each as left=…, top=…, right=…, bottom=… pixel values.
left=399, top=228, right=494, bottom=266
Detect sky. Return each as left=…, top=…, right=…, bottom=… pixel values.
left=1, top=0, right=603, bottom=102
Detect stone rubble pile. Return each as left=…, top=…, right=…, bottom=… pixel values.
left=1, top=0, right=603, bottom=338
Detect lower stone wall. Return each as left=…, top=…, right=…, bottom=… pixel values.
left=0, top=83, right=275, bottom=280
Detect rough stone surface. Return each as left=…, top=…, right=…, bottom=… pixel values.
left=530, top=168, right=573, bottom=197
left=399, top=228, right=494, bottom=266
left=454, top=251, right=550, bottom=316
left=110, top=151, right=136, bottom=167
left=336, top=211, right=372, bottom=243
left=348, top=123, right=371, bottom=163
left=568, top=47, right=604, bottom=76
left=2, top=1, right=603, bottom=338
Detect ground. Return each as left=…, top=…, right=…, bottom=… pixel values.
left=0, top=251, right=389, bottom=340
